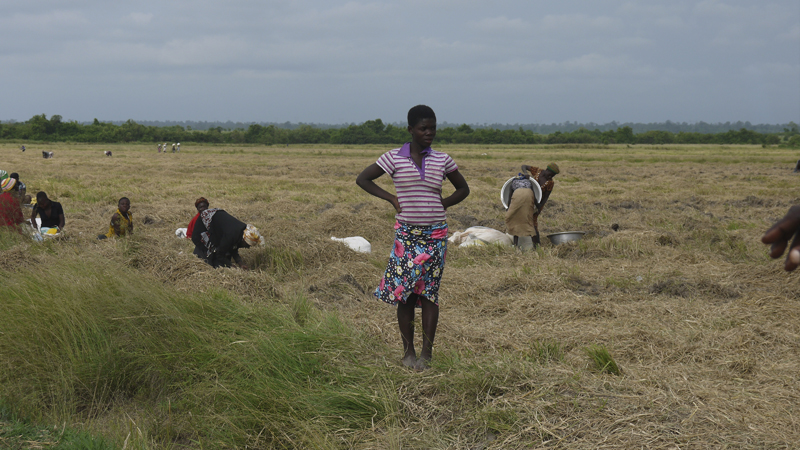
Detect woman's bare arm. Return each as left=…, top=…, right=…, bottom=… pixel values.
left=356, top=163, right=401, bottom=213
left=442, top=170, right=470, bottom=209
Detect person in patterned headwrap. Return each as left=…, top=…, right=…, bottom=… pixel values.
left=0, top=176, right=24, bottom=229
left=191, top=207, right=263, bottom=269
left=505, top=163, right=559, bottom=247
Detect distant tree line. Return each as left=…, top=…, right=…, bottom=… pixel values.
left=1, top=115, right=798, bottom=147
left=35, top=118, right=795, bottom=134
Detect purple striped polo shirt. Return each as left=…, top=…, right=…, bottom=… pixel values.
left=376, top=143, right=458, bottom=226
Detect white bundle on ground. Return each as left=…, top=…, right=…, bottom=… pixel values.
left=448, top=226, right=513, bottom=247
left=175, top=228, right=188, bottom=238
left=331, top=236, right=371, bottom=253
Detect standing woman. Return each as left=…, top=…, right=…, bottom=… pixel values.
left=98, top=197, right=133, bottom=239
left=505, top=163, right=558, bottom=247
left=356, top=105, right=470, bottom=370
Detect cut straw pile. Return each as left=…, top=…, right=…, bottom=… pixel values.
left=1, top=142, right=799, bottom=448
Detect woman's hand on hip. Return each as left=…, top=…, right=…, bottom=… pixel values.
left=391, top=196, right=402, bottom=213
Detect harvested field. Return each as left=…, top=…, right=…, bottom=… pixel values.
left=1, top=142, right=799, bottom=448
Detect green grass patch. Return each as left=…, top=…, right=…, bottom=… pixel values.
left=0, top=251, right=393, bottom=448
left=0, top=401, right=114, bottom=450
left=585, top=345, right=621, bottom=375
left=531, top=340, right=565, bottom=364
left=248, top=245, right=304, bottom=274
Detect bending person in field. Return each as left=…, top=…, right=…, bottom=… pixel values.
left=356, top=105, right=470, bottom=370
left=504, top=163, right=558, bottom=248
left=187, top=197, right=209, bottom=259
left=762, top=205, right=800, bottom=271
left=187, top=197, right=208, bottom=239
left=0, top=176, right=24, bottom=230
left=30, top=192, right=65, bottom=232
left=191, top=208, right=263, bottom=269
left=98, top=197, right=133, bottom=239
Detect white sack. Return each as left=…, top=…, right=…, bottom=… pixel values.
left=331, top=236, right=371, bottom=253
left=448, top=226, right=513, bottom=247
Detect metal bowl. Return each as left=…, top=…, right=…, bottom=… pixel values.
left=546, top=231, right=586, bottom=245
left=501, top=177, right=542, bottom=209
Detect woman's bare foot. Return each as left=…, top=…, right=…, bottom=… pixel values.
left=402, top=354, right=417, bottom=368
left=414, top=356, right=431, bottom=371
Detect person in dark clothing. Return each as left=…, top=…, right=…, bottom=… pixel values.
left=30, top=192, right=65, bottom=232
left=191, top=208, right=263, bottom=269
left=9, top=173, right=27, bottom=206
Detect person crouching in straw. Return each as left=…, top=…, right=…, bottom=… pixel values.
left=0, top=176, right=25, bottom=230
left=191, top=207, right=263, bottom=269
left=356, top=105, right=470, bottom=370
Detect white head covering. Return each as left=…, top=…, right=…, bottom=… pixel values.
left=243, top=224, right=264, bottom=246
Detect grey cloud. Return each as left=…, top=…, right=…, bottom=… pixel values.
left=1, top=0, right=797, bottom=123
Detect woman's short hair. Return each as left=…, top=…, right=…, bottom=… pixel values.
left=408, top=105, right=436, bottom=127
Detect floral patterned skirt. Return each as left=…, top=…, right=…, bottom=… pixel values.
left=374, top=221, right=448, bottom=307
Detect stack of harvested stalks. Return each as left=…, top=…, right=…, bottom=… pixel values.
left=1, top=142, right=798, bottom=448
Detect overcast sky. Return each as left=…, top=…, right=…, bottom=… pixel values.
left=2, top=0, right=798, bottom=125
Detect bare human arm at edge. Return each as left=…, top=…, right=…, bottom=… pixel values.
left=536, top=189, right=551, bottom=211
left=356, top=163, right=402, bottom=213
left=762, top=204, right=800, bottom=271
left=442, top=169, right=469, bottom=210
left=29, top=208, right=39, bottom=231
left=232, top=251, right=249, bottom=270
left=58, top=213, right=65, bottom=230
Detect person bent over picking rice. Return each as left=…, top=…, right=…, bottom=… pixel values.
left=191, top=207, right=263, bottom=269
left=187, top=197, right=209, bottom=259
left=505, top=163, right=558, bottom=248
left=356, top=105, right=470, bottom=370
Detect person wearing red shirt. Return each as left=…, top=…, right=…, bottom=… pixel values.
left=187, top=197, right=209, bottom=240
left=0, top=177, right=24, bottom=229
